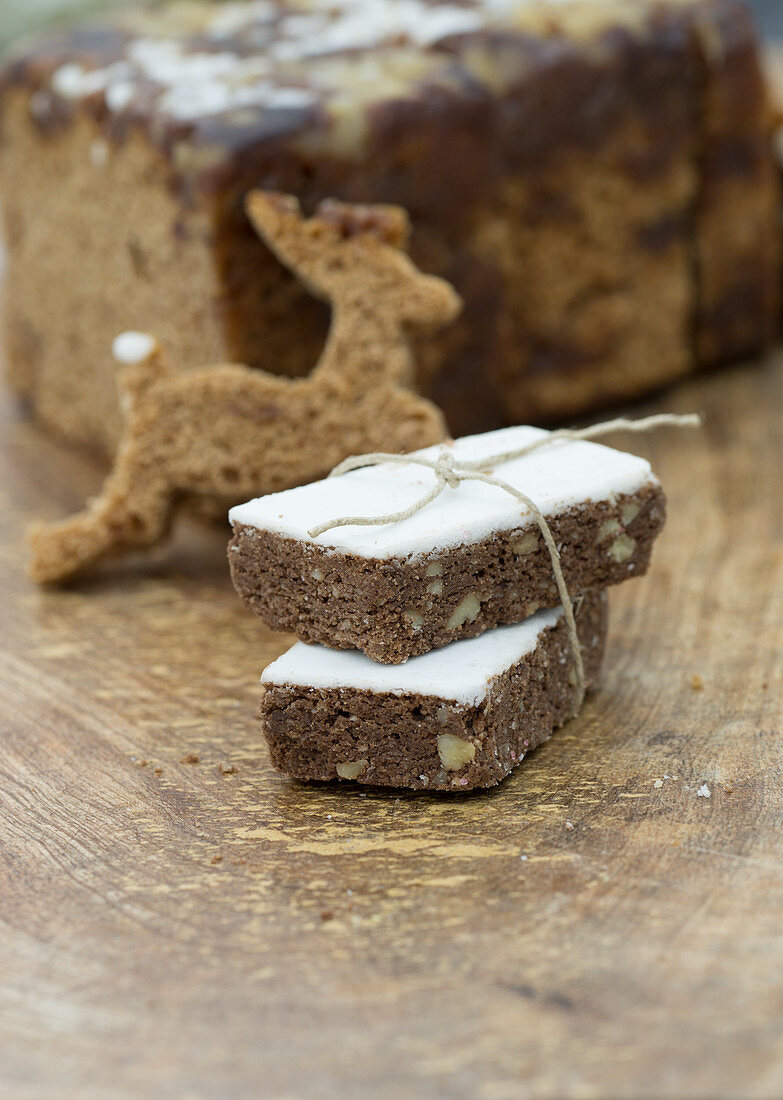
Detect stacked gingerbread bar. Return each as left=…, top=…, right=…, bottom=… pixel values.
left=228, top=426, right=666, bottom=791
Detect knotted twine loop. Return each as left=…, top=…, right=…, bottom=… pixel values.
left=307, top=413, right=701, bottom=712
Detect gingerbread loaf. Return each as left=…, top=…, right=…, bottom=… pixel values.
left=229, top=425, right=665, bottom=663
left=261, top=590, right=608, bottom=791
left=0, top=0, right=778, bottom=449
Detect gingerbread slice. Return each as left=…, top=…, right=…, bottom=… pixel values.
left=229, top=424, right=665, bottom=664
left=260, top=591, right=607, bottom=792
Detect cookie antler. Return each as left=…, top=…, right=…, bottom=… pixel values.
left=246, top=192, right=461, bottom=333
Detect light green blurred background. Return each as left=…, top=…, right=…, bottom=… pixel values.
left=0, top=1, right=122, bottom=45
left=1, top=0, right=779, bottom=49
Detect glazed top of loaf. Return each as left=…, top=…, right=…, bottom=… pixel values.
left=0, top=0, right=712, bottom=163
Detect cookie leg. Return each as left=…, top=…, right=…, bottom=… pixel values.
left=27, top=473, right=171, bottom=583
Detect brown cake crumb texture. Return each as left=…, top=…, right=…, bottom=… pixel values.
left=262, top=589, right=608, bottom=791
left=0, top=1, right=777, bottom=450
left=230, top=484, right=664, bottom=663
left=26, top=192, right=456, bottom=584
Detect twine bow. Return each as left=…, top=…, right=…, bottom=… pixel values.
left=308, top=413, right=701, bottom=710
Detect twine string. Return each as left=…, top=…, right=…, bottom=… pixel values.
left=307, top=413, right=701, bottom=711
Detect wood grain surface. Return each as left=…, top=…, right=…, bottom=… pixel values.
left=0, top=344, right=782, bottom=1099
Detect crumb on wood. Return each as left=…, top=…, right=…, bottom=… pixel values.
left=219, top=762, right=237, bottom=775
left=565, top=820, right=574, bottom=830
left=320, top=909, right=334, bottom=922
left=180, top=752, right=200, bottom=764
left=690, top=674, right=704, bottom=692
left=723, top=783, right=734, bottom=794
left=210, top=854, right=223, bottom=865
left=697, top=784, right=711, bottom=798
left=153, top=766, right=163, bottom=775
left=653, top=779, right=664, bottom=789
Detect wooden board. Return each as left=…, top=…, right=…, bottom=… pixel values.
left=1, top=346, right=782, bottom=1099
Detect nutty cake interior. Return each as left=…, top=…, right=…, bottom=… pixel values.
left=229, top=424, right=666, bottom=663
left=261, top=591, right=608, bottom=790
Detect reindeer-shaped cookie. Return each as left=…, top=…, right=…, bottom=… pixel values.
left=28, top=192, right=459, bottom=583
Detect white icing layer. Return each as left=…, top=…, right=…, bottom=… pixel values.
left=112, top=331, right=156, bottom=364
left=229, top=424, right=659, bottom=559
left=45, top=0, right=621, bottom=126
left=262, top=605, right=562, bottom=705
